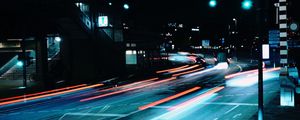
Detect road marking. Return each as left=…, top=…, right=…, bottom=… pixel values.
left=233, top=113, right=242, bottom=119
left=139, top=86, right=201, bottom=110
left=58, top=113, right=68, bottom=120
left=202, top=102, right=257, bottom=106
left=225, top=105, right=239, bottom=114
left=213, top=118, right=219, bottom=120
left=59, top=112, right=127, bottom=120
left=98, top=105, right=110, bottom=113
left=111, top=110, right=141, bottom=120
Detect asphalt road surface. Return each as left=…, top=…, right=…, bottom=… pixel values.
left=0, top=65, right=280, bottom=120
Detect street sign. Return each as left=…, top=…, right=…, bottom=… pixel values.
left=262, top=44, right=270, bottom=59
left=290, top=22, right=299, bottom=31
left=98, top=16, right=108, bottom=27
left=269, top=30, right=280, bottom=48
left=202, top=40, right=210, bottom=48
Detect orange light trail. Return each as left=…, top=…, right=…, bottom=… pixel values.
left=98, top=78, right=159, bottom=92
left=156, top=65, right=189, bottom=73
left=138, top=86, right=201, bottom=110
left=0, top=84, right=87, bottom=102
left=168, top=65, right=200, bottom=74
left=168, top=86, right=225, bottom=111
left=80, top=77, right=177, bottom=102
left=172, top=67, right=204, bottom=77
left=0, top=84, right=103, bottom=106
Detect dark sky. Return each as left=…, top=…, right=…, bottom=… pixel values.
left=127, top=0, right=300, bottom=38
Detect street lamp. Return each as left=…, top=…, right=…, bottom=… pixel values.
left=242, top=0, right=253, bottom=10
left=54, top=36, right=62, bottom=42
left=209, top=0, right=217, bottom=8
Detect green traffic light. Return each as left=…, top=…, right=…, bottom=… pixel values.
left=242, top=0, right=253, bottom=10
left=17, top=61, right=24, bottom=67
left=123, top=3, right=129, bottom=10
left=209, top=0, right=217, bottom=8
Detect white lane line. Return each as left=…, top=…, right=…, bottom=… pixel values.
left=139, top=102, right=256, bottom=110
left=98, top=105, right=110, bottom=113
left=233, top=113, right=242, bottom=119
left=59, top=112, right=128, bottom=119
left=58, top=113, right=68, bottom=120
left=111, top=110, right=141, bottom=120
left=202, top=102, right=257, bottom=106
left=225, top=105, right=239, bottom=114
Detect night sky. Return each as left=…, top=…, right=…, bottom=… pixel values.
left=128, top=0, right=299, bottom=38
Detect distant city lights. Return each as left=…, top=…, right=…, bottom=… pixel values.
left=54, top=37, right=62, bottom=42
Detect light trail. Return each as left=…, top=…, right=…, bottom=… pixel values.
left=168, top=86, right=225, bottom=111
left=98, top=78, right=159, bottom=92
left=168, top=65, right=200, bottom=74
left=156, top=65, right=189, bottom=73
left=225, top=69, right=259, bottom=79
left=0, top=84, right=87, bottom=102
left=80, top=77, right=176, bottom=102
left=172, top=67, right=204, bottom=77
left=152, top=86, right=224, bottom=120
left=225, top=67, right=280, bottom=79
left=0, top=84, right=103, bottom=106
left=138, top=87, right=201, bottom=110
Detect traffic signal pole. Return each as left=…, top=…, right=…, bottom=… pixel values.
left=21, top=39, right=27, bottom=88
left=256, top=0, right=269, bottom=119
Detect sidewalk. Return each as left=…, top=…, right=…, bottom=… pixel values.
left=0, top=79, right=44, bottom=99
left=251, top=92, right=300, bottom=120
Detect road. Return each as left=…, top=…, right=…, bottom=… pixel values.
left=0, top=64, right=280, bottom=120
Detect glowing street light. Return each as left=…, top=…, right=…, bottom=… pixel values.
left=55, top=37, right=62, bottom=42
left=123, top=3, right=129, bottom=10
left=209, top=0, right=217, bottom=8
left=16, top=61, right=24, bottom=67
left=242, top=0, right=253, bottom=10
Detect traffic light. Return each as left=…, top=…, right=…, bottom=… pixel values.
left=17, top=53, right=34, bottom=67
left=123, top=3, right=129, bottom=10
left=16, top=61, right=24, bottom=67
left=209, top=0, right=217, bottom=8
left=242, top=0, right=253, bottom=10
